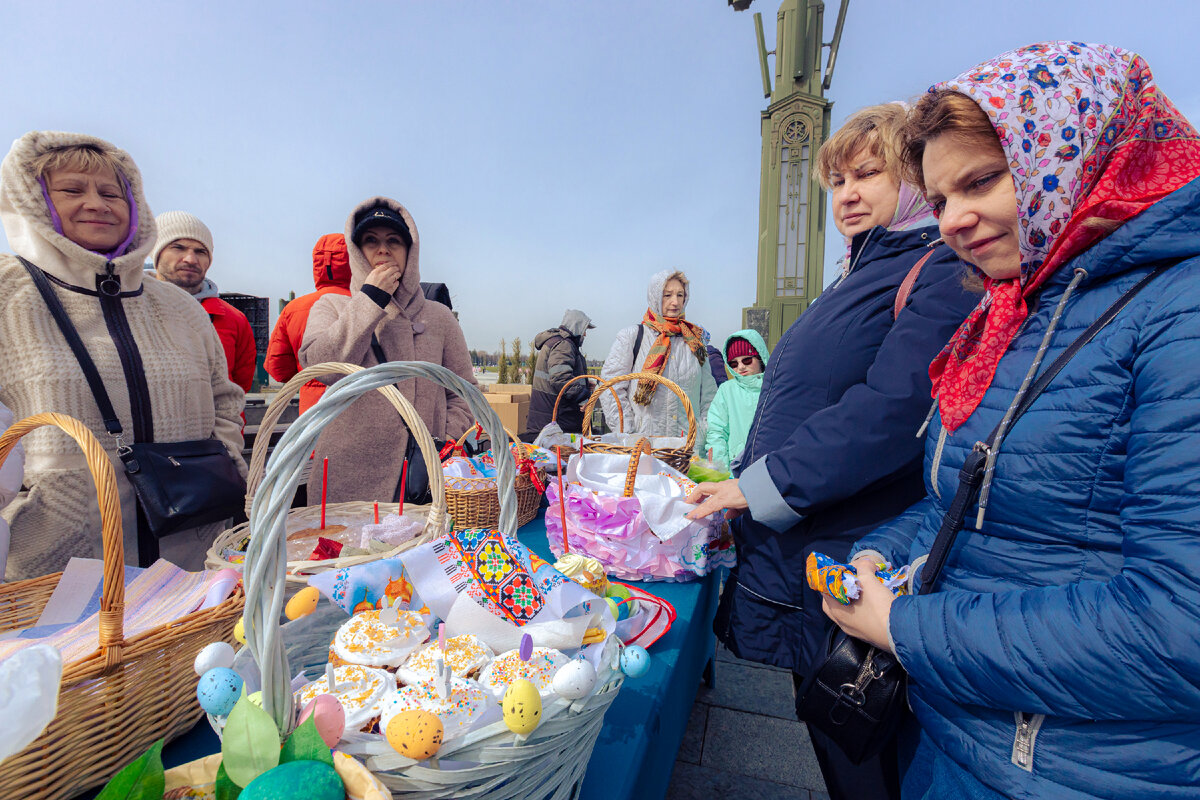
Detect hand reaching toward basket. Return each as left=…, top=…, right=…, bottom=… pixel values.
left=684, top=478, right=747, bottom=520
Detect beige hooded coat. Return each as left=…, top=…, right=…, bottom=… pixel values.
left=299, top=197, right=476, bottom=504
left=0, top=131, right=246, bottom=579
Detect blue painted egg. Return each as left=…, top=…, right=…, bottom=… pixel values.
left=240, top=759, right=343, bottom=800
left=619, top=645, right=651, bottom=678
left=196, top=667, right=243, bottom=716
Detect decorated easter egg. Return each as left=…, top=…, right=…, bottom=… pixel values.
left=619, top=645, right=651, bottom=679
left=285, top=586, right=321, bottom=621
left=193, top=641, right=236, bottom=676
left=604, top=597, right=621, bottom=621
left=233, top=617, right=246, bottom=645
left=196, top=667, right=243, bottom=716
left=385, top=709, right=444, bottom=759
left=240, top=759, right=344, bottom=800
left=552, top=658, right=597, bottom=700
left=298, top=694, right=346, bottom=747
left=502, top=678, right=542, bottom=735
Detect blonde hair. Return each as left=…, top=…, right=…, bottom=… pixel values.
left=31, top=143, right=127, bottom=184
left=816, top=103, right=908, bottom=190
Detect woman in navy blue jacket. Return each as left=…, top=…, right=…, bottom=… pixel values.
left=688, top=103, right=978, bottom=798
left=825, top=43, right=1200, bottom=799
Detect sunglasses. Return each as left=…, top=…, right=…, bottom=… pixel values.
left=728, top=356, right=759, bottom=368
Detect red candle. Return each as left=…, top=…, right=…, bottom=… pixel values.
left=374, top=501, right=380, bottom=524
left=320, top=456, right=329, bottom=529
left=555, top=446, right=569, bottom=554
left=399, top=459, right=409, bottom=515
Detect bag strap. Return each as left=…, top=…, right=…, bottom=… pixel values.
left=19, top=257, right=124, bottom=437
left=893, top=247, right=936, bottom=320
left=632, top=323, right=644, bottom=366
left=917, top=263, right=1172, bottom=594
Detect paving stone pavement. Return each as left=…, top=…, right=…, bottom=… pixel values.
left=666, top=643, right=830, bottom=800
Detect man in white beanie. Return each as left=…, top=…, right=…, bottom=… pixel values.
left=152, top=211, right=256, bottom=393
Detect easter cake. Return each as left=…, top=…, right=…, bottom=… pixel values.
left=332, top=608, right=430, bottom=669
left=295, top=664, right=395, bottom=733
left=477, top=646, right=570, bottom=701
left=395, top=634, right=494, bottom=685
left=378, top=675, right=491, bottom=741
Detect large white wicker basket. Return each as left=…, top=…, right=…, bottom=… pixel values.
left=238, top=362, right=622, bottom=799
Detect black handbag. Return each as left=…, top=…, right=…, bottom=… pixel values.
left=795, top=263, right=1171, bottom=764
left=21, top=257, right=246, bottom=563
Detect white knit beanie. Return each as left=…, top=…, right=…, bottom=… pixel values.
left=151, top=211, right=214, bottom=267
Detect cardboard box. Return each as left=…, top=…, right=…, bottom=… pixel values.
left=485, top=398, right=529, bottom=434
left=486, top=383, right=533, bottom=400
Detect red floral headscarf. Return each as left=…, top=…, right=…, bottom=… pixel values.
left=927, top=42, right=1200, bottom=433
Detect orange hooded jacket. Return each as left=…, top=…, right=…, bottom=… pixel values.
left=264, top=234, right=352, bottom=411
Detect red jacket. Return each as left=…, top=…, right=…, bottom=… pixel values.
left=201, top=296, right=257, bottom=393
left=265, top=234, right=352, bottom=412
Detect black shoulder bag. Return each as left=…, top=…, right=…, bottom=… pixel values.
left=21, top=258, right=246, bottom=564
left=795, top=264, right=1170, bottom=764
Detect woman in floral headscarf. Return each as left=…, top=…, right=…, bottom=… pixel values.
left=823, top=43, right=1200, bottom=798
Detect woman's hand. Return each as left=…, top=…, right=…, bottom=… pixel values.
left=821, top=555, right=898, bottom=653
left=365, top=264, right=401, bottom=295
left=685, top=478, right=747, bottom=520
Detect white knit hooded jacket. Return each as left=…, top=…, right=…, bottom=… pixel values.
left=599, top=270, right=716, bottom=447
left=0, top=131, right=246, bottom=580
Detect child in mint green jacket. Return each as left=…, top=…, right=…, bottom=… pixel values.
left=704, top=330, right=769, bottom=470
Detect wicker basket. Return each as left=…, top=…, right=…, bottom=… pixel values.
left=443, top=424, right=543, bottom=530
left=239, top=362, right=622, bottom=800
left=579, top=372, right=696, bottom=472
left=541, top=374, right=624, bottom=456
left=0, top=413, right=244, bottom=800
left=206, top=362, right=448, bottom=588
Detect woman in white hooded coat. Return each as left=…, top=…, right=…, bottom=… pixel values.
left=600, top=269, right=716, bottom=447
left=0, top=131, right=246, bottom=578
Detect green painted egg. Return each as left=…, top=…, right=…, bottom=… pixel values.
left=240, top=759, right=344, bottom=800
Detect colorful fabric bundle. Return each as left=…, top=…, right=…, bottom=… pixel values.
left=805, top=551, right=910, bottom=605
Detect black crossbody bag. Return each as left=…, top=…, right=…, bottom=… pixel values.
left=21, top=258, right=246, bottom=563
left=795, top=264, right=1170, bottom=764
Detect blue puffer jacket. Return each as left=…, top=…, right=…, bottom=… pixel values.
left=714, top=224, right=978, bottom=675
left=853, top=178, right=1200, bottom=799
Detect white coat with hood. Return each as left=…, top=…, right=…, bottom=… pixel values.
left=0, top=131, right=246, bottom=579
left=599, top=270, right=716, bottom=447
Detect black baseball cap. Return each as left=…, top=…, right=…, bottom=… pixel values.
left=351, top=205, right=413, bottom=247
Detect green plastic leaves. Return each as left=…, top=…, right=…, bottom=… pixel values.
left=280, top=716, right=334, bottom=767
left=95, top=739, right=165, bottom=800
left=220, top=695, right=281, bottom=787
left=215, top=762, right=242, bottom=800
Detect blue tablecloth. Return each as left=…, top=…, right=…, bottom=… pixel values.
left=80, top=512, right=719, bottom=800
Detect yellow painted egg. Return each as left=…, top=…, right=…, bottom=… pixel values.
left=285, top=586, right=321, bottom=620
left=246, top=690, right=263, bottom=708
left=502, top=678, right=542, bottom=735
left=233, top=618, right=246, bottom=645
left=385, top=709, right=444, bottom=759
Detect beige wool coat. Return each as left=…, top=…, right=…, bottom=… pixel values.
left=0, top=131, right=246, bottom=579
left=299, top=197, right=477, bottom=504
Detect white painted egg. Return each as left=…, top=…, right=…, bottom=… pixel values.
left=193, top=641, right=236, bottom=676
left=552, top=658, right=597, bottom=700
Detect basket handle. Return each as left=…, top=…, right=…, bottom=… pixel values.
left=552, top=374, right=623, bottom=432
left=451, top=422, right=523, bottom=456
left=244, top=362, right=517, bottom=735
left=580, top=372, right=696, bottom=451
left=0, top=413, right=126, bottom=671
left=622, top=438, right=652, bottom=498
left=244, top=362, right=446, bottom=527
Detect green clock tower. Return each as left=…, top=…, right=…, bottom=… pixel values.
left=739, top=0, right=849, bottom=347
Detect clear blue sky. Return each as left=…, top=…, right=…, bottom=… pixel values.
left=2, top=1, right=1196, bottom=361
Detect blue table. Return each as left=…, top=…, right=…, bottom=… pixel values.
left=82, top=512, right=719, bottom=800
